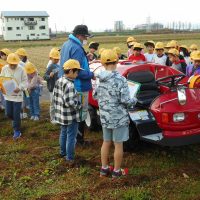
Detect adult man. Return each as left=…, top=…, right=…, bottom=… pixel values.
left=59, top=25, right=94, bottom=144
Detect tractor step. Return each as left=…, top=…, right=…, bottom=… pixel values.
left=141, top=133, right=163, bottom=142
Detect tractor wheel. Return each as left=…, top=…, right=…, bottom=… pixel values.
left=85, top=105, right=101, bottom=131
left=123, top=122, right=140, bottom=152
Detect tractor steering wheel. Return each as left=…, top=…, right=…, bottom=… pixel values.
left=156, top=74, right=186, bottom=88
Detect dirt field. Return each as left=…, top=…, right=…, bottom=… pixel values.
left=1, top=33, right=200, bottom=199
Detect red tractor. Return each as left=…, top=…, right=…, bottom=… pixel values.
left=86, top=61, right=200, bottom=149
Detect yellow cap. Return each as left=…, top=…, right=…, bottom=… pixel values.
left=155, top=42, right=165, bottom=50
left=144, top=40, right=155, bottom=47
left=165, top=40, right=178, bottom=49
left=190, top=50, right=200, bottom=61
left=49, top=48, right=60, bottom=59
left=63, top=59, right=83, bottom=70
left=7, top=53, right=20, bottom=65
left=190, top=44, right=198, bottom=51
left=127, top=36, right=136, bottom=43
left=168, top=48, right=179, bottom=56
left=98, top=48, right=105, bottom=55
left=113, top=47, right=121, bottom=55
left=0, top=48, right=11, bottom=56
left=24, top=62, right=37, bottom=74
left=15, top=48, right=27, bottom=57
left=100, top=49, right=118, bottom=64
left=133, top=43, right=143, bottom=49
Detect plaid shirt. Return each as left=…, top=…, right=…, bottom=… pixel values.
left=52, top=76, right=82, bottom=125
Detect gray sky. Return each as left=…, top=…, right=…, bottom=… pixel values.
left=0, top=0, right=200, bottom=32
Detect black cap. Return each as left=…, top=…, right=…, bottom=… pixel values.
left=89, top=42, right=99, bottom=50
left=73, top=25, right=93, bottom=37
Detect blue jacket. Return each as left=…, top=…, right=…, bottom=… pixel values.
left=59, top=34, right=94, bottom=92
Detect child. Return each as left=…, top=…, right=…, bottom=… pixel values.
left=0, top=49, right=11, bottom=110
left=144, top=40, right=156, bottom=62
left=93, top=49, right=136, bottom=178
left=168, top=48, right=187, bottom=74
left=113, top=47, right=127, bottom=60
left=15, top=48, right=28, bottom=67
left=0, top=53, right=28, bottom=139
left=46, top=47, right=61, bottom=68
left=53, top=59, right=82, bottom=161
left=24, top=62, right=42, bottom=121
left=154, top=42, right=167, bottom=65
left=186, top=51, right=200, bottom=77
left=43, top=48, right=60, bottom=123
left=87, top=42, right=99, bottom=62
left=126, top=36, right=136, bottom=57
left=128, top=43, right=146, bottom=63
left=179, top=45, right=191, bottom=66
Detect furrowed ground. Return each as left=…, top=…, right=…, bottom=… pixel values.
left=0, top=33, right=200, bottom=199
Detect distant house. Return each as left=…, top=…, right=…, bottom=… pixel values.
left=1, top=11, right=50, bottom=41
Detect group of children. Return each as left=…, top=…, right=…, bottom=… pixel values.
left=0, top=48, right=43, bottom=139
left=1, top=36, right=200, bottom=179
left=125, top=37, right=200, bottom=76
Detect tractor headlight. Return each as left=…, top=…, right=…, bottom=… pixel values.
left=173, top=113, right=185, bottom=122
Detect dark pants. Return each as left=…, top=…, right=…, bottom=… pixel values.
left=5, top=100, right=22, bottom=131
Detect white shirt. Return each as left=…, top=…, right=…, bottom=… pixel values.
left=144, top=53, right=156, bottom=62
left=153, top=54, right=167, bottom=65
left=1, top=65, right=28, bottom=102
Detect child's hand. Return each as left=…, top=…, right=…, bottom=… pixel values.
left=14, top=88, right=20, bottom=93
left=50, top=72, right=54, bottom=78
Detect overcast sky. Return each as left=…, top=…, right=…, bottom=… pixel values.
left=0, top=0, right=200, bottom=32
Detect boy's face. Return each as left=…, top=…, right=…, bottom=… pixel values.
left=9, top=64, right=18, bottom=70
left=168, top=54, right=176, bottom=63
left=51, top=58, right=59, bottom=64
left=146, top=45, right=154, bottom=53
left=67, top=69, right=80, bottom=79
left=156, top=49, right=164, bottom=56
left=133, top=49, right=141, bottom=56
left=193, top=60, right=200, bottom=67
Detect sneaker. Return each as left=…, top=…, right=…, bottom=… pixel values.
left=13, top=130, right=22, bottom=140
left=112, top=168, right=129, bottom=179
left=100, top=166, right=114, bottom=177
left=34, top=116, right=39, bottom=121
left=30, top=116, right=35, bottom=120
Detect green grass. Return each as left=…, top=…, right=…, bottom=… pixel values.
left=1, top=102, right=200, bottom=199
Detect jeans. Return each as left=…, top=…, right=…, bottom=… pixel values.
left=5, top=100, right=22, bottom=131
left=59, top=120, right=78, bottom=160
left=29, top=87, right=40, bottom=117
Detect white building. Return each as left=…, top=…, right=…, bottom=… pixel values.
left=1, top=11, right=50, bottom=41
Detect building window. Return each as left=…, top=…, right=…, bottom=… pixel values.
left=37, top=34, right=40, bottom=36
left=3, top=27, right=5, bottom=31
left=42, top=33, right=46, bottom=35
left=15, top=18, right=19, bottom=20
left=41, top=18, right=45, bottom=21
left=20, top=18, right=24, bottom=21
left=7, top=27, right=12, bottom=31
left=16, top=34, right=21, bottom=36
left=6, top=18, right=9, bottom=22
left=21, top=27, right=23, bottom=30
left=16, top=27, right=20, bottom=30
left=39, top=26, right=46, bottom=30
left=29, top=26, right=35, bottom=30
left=30, top=33, right=35, bottom=36
left=28, top=18, right=34, bottom=21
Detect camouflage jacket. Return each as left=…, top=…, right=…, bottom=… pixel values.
left=93, top=70, right=136, bottom=129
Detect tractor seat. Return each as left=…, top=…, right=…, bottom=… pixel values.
left=127, top=71, right=160, bottom=106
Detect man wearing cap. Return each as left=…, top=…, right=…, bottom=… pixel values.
left=59, top=25, right=94, bottom=144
